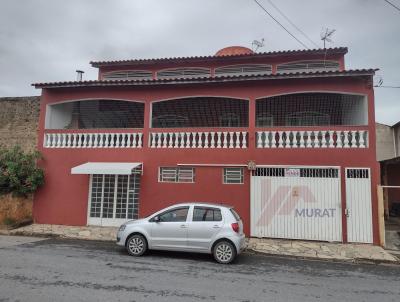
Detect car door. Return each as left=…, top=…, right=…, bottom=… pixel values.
left=150, top=206, right=190, bottom=250
left=186, top=206, right=224, bottom=251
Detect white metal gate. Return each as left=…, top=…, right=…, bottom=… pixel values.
left=345, top=168, right=373, bottom=243
left=251, top=166, right=342, bottom=242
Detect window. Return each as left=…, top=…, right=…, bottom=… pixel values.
left=193, top=207, right=222, bottom=222
left=215, top=64, right=272, bottom=77
left=157, top=207, right=189, bottom=222
left=157, top=68, right=210, bottom=79
left=159, top=167, right=195, bottom=183
left=103, top=70, right=152, bottom=81
left=276, top=60, right=339, bottom=73
left=223, top=168, right=244, bottom=184
left=89, top=173, right=140, bottom=221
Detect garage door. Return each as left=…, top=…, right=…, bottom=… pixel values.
left=250, top=166, right=342, bottom=242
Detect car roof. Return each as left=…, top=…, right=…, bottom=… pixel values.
left=167, top=202, right=234, bottom=209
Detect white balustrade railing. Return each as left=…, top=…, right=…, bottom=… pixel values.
left=149, top=131, right=248, bottom=149
left=256, top=130, right=368, bottom=149
left=44, top=132, right=143, bottom=148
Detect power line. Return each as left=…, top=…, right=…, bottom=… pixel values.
left=374, top=85, right=400, bottom=88
left=383, top=0, right=400, bottom=13
left=252, top=0, right=309, bottom=49
left=265, top=0, right=319, bottom=48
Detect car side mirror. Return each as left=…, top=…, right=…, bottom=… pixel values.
left=153, top=216, right=160, bottom=222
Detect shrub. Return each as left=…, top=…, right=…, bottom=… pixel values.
left=3, top=217, right=16, bottom=226
left=0, top=146, right=44, bottom=197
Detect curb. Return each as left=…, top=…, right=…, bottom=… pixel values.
left=247, top=248, right=400, bottom=266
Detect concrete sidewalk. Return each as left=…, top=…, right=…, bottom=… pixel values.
left=2, top=224, right=398, bottom=263
left=248, top=238, right=398, bottom=263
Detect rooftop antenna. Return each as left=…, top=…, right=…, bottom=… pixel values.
left=320, top=28, right=336, bottom=49
left=252, top=38, right=265, bottom=52
left=76, top=70, right=84, bottom=81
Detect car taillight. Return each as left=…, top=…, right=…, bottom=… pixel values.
left=231, top=222, right=239, bottom=233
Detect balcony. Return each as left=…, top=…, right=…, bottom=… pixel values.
left=43, top=131, right=143, bottom=148
left=256, top=129, right=368, bottom=149
left=149, top=130, right=248, bottom=149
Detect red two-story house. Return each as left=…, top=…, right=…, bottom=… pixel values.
left=33, top=46, right=380, bottom=244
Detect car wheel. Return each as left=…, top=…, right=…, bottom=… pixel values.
left=213, top=240, right=236, bottom=264
left=126, top=234, right=147, bottom=256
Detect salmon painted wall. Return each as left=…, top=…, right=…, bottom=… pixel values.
left=34, top=76, right=380, bottom=243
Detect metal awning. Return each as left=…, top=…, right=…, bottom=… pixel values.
left=71, top=162, right=142, bottom=175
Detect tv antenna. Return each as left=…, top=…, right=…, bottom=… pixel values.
left=320, top=28, right=336, bottom=48
left=252, top=38, right=265, bottom=52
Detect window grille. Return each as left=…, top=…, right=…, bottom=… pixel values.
left=152, top=97, right=248, bottom=128
left=215, top=64, right=272, bottom=77
left=89, top=173, right=140, bottom=220
left=103, top=70, right=152, bottom=80
left=252, top=167, right=338, bottom=178
left=255, top=93, right=366, bottom=127
left=223, top=168, right=244, bottom=184
left=159, top=167, right=195, bottom=183
left=157, top=68, right=210, bottom=79
left=346, top=168, right=369, bottom=179
left=277, top=60, right=339, bottom=73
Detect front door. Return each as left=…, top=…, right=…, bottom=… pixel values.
left=87, top=171, right=141, bottom=227
left=150, top=206, right=189, bottom=250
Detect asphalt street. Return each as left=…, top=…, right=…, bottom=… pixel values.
left=0, top=235, right=399, bottom=302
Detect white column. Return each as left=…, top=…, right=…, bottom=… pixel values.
left=204, top=132, right=209, bottom=148
left=191, top=132, right=197, bottom=148
left=157, top=133, right=162, bottom=148
left=126, top=133, right=131, bottom=148
left=217, top=132, right=222, bottom=148
left=210, top=132, right=215, bottom=148
left=132, top=133, right=137, bottom=148
left=235, top=132, right=240, bottom=148
left=343, top=131, right=350, bottom=148
left=278, top=131, right=284, bottom=148
left=228, top=132, right=234, bottom=148
left=223, top=132, right=228, bottom=148
left=336, top=131, right=342, bottom=148
left=359, top=130, right=366, bottom=148
left=257, top=132, right=263, bottom=148
left=321, top=131, right=327, bottom=148
left=185, top=132, right=191, bottom=148
left=138, top=133, right=143, bottom=148
left=328, top=131, right=334, bottom=148
left=72, top=134, right=77, bottom=148
left=351, top=130, right=357, bottom=148
left=271, top=131, right=277, bottom=148
left=241, top=132, right=247, bottom=148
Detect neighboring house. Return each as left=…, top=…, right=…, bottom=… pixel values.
left=32, top=46, right=380, bottom=244
left=376, top=122, right=400, bottom=217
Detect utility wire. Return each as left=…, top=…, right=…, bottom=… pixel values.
left=383, top=0, right=400, bottom=13
left=252, top=0, right=310, bottom=49
left=265, top=0, right=319, bottom=48
left=374, top=85, right=400, bottom=88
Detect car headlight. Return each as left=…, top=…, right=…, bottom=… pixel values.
left=119, top=224, right=126, bottom=232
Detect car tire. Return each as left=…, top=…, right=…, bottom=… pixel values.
left=126, top=234, right=147, bottom=257
left=213, top=240, right=236, bottom=264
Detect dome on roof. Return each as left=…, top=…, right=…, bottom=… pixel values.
left=215, top=46, right=254, bottom=56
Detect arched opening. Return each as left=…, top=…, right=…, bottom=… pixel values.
left=151, top=97, right=248, bottom=128
left=256, top=93, right=367, bottom=127
left=45, top=99, right=144, bottom=129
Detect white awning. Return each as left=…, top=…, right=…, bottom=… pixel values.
left=71, top=162, right=142, bottom=175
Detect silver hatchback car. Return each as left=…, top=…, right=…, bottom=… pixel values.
left=117, top=203, right=246, bottom=264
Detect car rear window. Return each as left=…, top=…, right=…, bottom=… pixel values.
left=230, top=208, right=240, bottom=221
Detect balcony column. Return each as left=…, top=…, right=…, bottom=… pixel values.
left=248, top=97, right=256, bottom=150
left=143, top=100, right=151, bottom=147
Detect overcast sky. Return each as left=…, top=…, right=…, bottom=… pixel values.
left=0, top=0, right=399, bottom=125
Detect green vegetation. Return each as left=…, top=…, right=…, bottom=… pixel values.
left=0, top=146, right=44, bottom=197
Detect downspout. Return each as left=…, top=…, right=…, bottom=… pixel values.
left=392, top=128, right=397, bottom=158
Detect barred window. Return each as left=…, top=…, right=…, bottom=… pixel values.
left=159, top=167, right=195, bottom=183
left=223, top=168, right=244, bottom=184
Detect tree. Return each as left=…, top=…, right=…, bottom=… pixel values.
left=0, top=146, right=44, bottom=197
